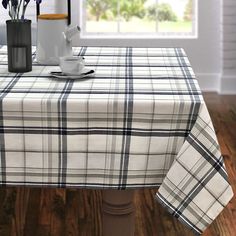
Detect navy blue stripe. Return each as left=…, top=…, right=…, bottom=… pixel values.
left=119, top=47, right=134, bottom=189
left=171, top=156, right=226, bottom=223
left=122, top=47, right=134, bottom=188
left=156, top=193, right=202, bottom=235
left=0, top=129, right=189, bottom=137
left=0, top=126, right=190, bottom=132
left=57, top=80, right=74, bottom=187
left=119, top=48, right=130, bottom=188
left=175, top=48, right=201, bottom=137
left=179, top=50, right=201, bottom=131
left=187, top=134, right=228, bottom=180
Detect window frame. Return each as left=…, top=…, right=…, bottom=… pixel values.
left=75, top=0, right=198, bottom=40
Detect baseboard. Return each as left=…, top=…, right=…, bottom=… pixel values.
left=195, top=73, right=220, bottom=92
left=220, top=76, right=236, bottom=94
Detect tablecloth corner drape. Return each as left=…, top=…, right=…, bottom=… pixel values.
left=156, top=102, right=234, bottom=234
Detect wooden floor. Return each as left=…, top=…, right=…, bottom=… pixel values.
left=0, top=93, right=235, bottom=236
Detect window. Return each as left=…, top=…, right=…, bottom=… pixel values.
left=0, top=0, right=198, bottom=45
left=80, top=0, right=197, bottom=38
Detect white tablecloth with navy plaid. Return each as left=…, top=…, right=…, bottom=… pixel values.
left=0, top=45, right=233, bottom=234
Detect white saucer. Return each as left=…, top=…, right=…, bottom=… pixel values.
left=50, top=68, right=95, bottom=80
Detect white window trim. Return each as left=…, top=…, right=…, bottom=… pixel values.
left=74, top=0, right=198, bottom=40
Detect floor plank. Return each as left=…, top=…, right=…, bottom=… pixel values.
left=23, top=188, right=41, bottom=236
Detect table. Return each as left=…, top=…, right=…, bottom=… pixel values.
left=0, top=45, right=233, bottom=235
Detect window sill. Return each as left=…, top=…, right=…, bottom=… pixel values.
left=80, top=33, right=198, bottom=40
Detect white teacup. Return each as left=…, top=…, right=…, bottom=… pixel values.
left=59, top=56, right=84, bottom=75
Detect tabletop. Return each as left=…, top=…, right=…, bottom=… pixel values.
left=0, top=45, right=233, bottom=235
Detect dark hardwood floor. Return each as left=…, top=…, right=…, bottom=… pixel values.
left=0, top=93, right=235, bottom=236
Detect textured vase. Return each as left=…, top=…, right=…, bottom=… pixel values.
left=6, top=20, right=32, bottom=73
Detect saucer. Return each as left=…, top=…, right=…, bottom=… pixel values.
left=50, top=68, right=95, bottom=80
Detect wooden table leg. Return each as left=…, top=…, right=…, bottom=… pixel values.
left=102, top=190, right=135, bottom=236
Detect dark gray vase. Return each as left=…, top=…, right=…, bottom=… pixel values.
left=6, top=20, right=32, bottom=73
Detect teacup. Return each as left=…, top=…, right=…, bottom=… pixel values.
left=59, top=56, right=84, bottom=75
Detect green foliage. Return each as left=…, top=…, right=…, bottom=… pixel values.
left=87, top=0, right=113, bottom=21
left=87, top=0, right=147, bottom=21
left=184, top=0, right=192, bottom=21
left=147, top=3, right=177, bottom=22
left=119, top=0, right=147, bottom=21
left=87, top=0, right=179, bottom=22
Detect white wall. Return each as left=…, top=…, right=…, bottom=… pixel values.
left=220, top=0, right=236, bottom=94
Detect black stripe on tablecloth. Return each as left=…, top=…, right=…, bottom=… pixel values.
left=0, top=128, right=189, bottom=137
left=82, top=46, right=94, bottom=186
left=187, top=133, right=227, bottom=180
left=156, top=192, right=202, bottom=235
left=119, top=47, right=134, bottom=189
left=0, top=126, right=190, bottom=132
left=165, top=117, right=229, bottom=221
left=0, top=74, right=22, bottom=183
left=57, top=81, right=71, bottom=187
left=75, top=47, right=187, bottom=57
left=169, top=155, right=227, bottom=231
left=57, top=47, right=87, bottom=187
left=163, top=131, right=228, bottom=229
left=175, top=48, right=201, bottom=137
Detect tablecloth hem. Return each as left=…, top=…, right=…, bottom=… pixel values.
left=155, top=192, right=202, bottom=235
left=0, top=182, right=162, bottom=189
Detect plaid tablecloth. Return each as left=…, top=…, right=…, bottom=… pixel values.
left=0, top=45, right=233, bottom=234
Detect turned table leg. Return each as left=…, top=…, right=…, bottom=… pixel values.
left=102, top=190, right=135, bottom=236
